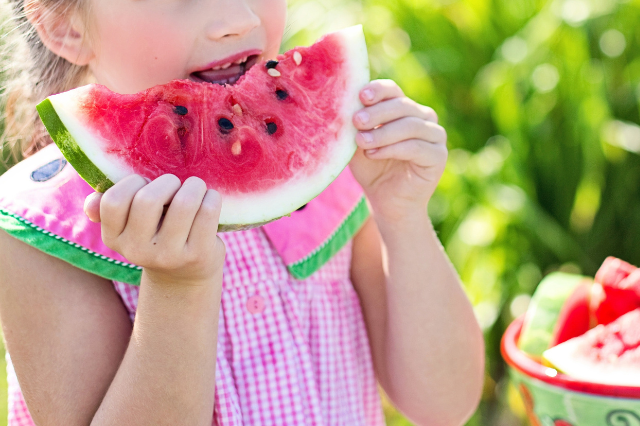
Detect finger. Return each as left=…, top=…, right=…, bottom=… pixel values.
left=84, top=192, right=103, bottom=223
left=124, top=174, right=182, bottom=242
left=356, top=117, right=447, bottom=150
left=100, top=175, right=148, bottom=245
left=156, top=176, right=208, bottom=246
left=365, top=139, right=448, bottom=168
left=360, top=79, right=405, bottom=106
left=186, top=189, right=223, bottom=253
left=353, top=97, right=438, bottom=131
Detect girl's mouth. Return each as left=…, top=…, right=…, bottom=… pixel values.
left=190, top=54, right=260, bottom=86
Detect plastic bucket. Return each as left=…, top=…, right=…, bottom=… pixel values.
left=501, top=317, right=640, bottom=426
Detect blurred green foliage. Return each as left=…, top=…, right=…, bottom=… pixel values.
left=1, top=0, right=640, bottom=425
left=283, top=0, right=640, bottom=424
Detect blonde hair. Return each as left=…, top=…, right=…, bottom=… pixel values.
left=1, top=0, right=89, bottom=160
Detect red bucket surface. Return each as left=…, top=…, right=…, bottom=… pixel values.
left=501, top=317, right=640, bottom=399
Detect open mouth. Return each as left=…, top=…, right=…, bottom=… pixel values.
left=190, top=54, right=260, bottom=86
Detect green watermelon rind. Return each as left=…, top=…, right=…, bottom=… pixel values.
left=36, top=99, right=114, bottom=193
left=518, top=272, right=589, bottom=358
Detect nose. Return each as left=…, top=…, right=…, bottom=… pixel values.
left=205, top=0, right=261, bottom=40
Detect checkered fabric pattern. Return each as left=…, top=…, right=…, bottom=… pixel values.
left=6, top=227, right=385, bottom=425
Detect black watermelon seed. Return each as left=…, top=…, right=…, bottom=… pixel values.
left=266, top=60, right=279, bottom=69
left=174, top=105, right=188, bottom=115
left=218, top=118, right=234, bottom=133
left=297, top=204, right=307, bottom=211
left=266, top=122, right=278, bottom=135
left=276, top=90, right=288, bottom=100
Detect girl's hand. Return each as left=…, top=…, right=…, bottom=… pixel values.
left=349, top=80, right=447, bottom=224
left=84, top=174, right=226, bottom=288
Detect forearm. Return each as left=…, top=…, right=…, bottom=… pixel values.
left=92, top=271, right=222, bottom=426
left=376, top=214, right=484, bottom=426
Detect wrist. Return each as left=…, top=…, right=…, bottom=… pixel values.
left=371, top=205, right=433, bottom=236
left=142, top=268, right=223, bottom=297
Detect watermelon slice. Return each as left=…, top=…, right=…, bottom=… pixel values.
left=543, top=308, right=640, bottom=386
left=518, top=273, right=592, bottom=358
left=36, top=26, right=370, bottom=231
left=591, top=256, right=640, bottom=325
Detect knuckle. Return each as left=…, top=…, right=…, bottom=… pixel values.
left=132, top=190, right=158, bottom=209
left=101, top=232, right=118, bottom=252
left=440, top=126, right=448, bottom=142
left=379, top=78, right=395, bottom=88
left=398, top=96, right=415, bottom=109
left=409, top=116, right=427, bottom=132
left=160, top=173, right=181, bottom=187
left=198, top=201, right=218, bottom=217
left=185, top=176, right=206, bottom=190
left=202, top=190, right=222, bottom=212
left=168, top=196, right=192, bottom=214
left=100, top=190, right=120, bottom=213
left=410, top=139, right=424, bottom=155
left=425, top=107, right=439, bottom=123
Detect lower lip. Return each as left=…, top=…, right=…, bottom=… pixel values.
left=190, top=55, right=260, bottom=85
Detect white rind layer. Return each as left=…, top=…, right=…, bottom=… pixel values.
left=49, top=86, right=135, bottom=183
left=543, top=338, right=640, bottom=387
left=48, top=26, right=370, bottom=227
left=219, top=25, right=369, bottom=225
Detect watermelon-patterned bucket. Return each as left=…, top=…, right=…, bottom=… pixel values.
left=502, top=317, right=640, bottom=426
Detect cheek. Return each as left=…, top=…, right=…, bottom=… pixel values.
left=252, top=0, right=287, bottom=57
left=90, top=5, right=192, bottom=93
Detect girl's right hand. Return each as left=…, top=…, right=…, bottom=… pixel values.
left=84, top=174, right=226, bottom=288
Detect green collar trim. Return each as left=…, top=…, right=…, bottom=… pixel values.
left=288, top=196, right=369, bottom=280
left=0, top=197, right=369, bottom=284
left=0, top=209, right=142, bottom=285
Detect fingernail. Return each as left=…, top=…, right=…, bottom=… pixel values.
left=366, top=148, right=379, bottom=155
left=356, top=111, right=370, bottom=124
left=359, top=132, right=374, bottom=145
left=362, top=89, right=374, bottom=102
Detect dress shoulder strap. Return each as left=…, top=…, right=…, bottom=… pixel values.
left=0, top=145, right=369, bottom=283
left=262, top=167, right=369, bottom=280
left=0, top=144, right=143, bottom=284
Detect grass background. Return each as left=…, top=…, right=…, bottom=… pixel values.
left=3, top=0, right=640, bottom=424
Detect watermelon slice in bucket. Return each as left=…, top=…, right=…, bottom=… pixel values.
left=36, top=26, right=370, bottom=231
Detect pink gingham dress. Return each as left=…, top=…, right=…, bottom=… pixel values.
left=0, top=145, right=385, bottom=426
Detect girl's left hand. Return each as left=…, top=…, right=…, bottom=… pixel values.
left=349, top=79, right=448, bottom=224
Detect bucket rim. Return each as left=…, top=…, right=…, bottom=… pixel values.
left=501, top=317, right=640, bottom=399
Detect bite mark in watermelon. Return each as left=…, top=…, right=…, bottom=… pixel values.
left=542, top=308, right=640, bottom=386
left=36, top=26, right=370, bottom=231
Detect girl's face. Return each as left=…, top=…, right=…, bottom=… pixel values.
left=86, top=0, right=287, bottom=94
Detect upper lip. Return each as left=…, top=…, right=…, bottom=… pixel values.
left=191, top=49, right=262, bottom=74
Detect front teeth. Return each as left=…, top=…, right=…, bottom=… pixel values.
left=211, top=56, right=248, bottom=71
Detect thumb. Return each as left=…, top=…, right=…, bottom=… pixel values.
left=84, top=192, right=103, bottom=223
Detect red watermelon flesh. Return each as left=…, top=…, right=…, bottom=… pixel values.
left=543, top=308, right=640, bottom=386
left=36, top=26, right=370, bottom=230
left=550, top=281, right=591, bottom=347
left=591, top=257, right=640, bottom=325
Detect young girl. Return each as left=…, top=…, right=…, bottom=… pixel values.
left=0, top=0, right=484, bottom=425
